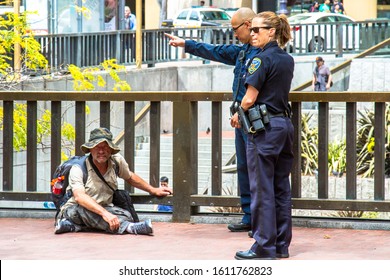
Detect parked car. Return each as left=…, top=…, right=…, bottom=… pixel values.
left=170, top=7, right=231, bottom=28
left=222, top=7, right=238, bottom=18
left=162, top=7, right=232, bottom=42
left=288, top=13, right=359, bottom=52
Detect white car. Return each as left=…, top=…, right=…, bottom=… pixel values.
left=163, top=7, right=232, bottom=41
left=223, top=8, right=239, bottom=18
left=288, top=13, right=359, bottom=52
left=172, top=7, right=231, bottom=28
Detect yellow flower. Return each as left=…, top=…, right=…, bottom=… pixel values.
left=367, top=137, right=375, bottom=153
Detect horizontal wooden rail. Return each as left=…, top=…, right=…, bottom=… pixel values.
left=1, top=90, right=390, bottom=222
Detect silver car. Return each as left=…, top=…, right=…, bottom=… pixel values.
left=288, top=13, right=360, bottom=52
left=172, top=7, right=231, bottom=28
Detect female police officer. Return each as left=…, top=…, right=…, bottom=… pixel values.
left=230, top=11, right=294, bottom=260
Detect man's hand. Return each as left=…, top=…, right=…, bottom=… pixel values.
left=164, top=33, right=185, bottom=48
left=102, top=211, right=120, bottom=231
left=151, top=186, right=173, bottom=197
left=230, top=112, right=241, bottom=129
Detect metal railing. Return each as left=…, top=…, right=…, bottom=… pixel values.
left=33, top=19, right=390, bottom=71
left=1, top=91, right=390, bottom=222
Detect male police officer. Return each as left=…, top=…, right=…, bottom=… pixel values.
left=165, top=7, right=259, bottom=233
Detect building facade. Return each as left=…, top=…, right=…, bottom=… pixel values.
left=0, top=0, right=388, bottom=34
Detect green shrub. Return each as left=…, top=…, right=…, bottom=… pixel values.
left=356, top=104, right=390, bottom=177
left=301, top=113, right=318, bottom=175
left=301, top=104, right=390, bottom=178
left=328, top=139, right=346, bottom=176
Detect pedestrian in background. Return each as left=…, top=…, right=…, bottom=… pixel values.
left=309, top=1, right=319, bottom=12
left=124, top=6, right=136, bottom=30
left=331, top=0, right=346, bottom=14
left=312, top=56, right=332, bottom=91
left=319, top=0, right=331, bottom=12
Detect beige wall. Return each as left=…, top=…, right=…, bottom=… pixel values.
left=343, top=0, right=377, bottom=20
left=145, top=0, right=160, bottom=29
left=241, top=0, right=251, bottom=8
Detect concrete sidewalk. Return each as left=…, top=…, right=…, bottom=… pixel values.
left=1, top=216, right=390, bottom=260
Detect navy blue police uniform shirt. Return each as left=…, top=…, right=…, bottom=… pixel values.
left=244, top=41, right=294, bottom=113
left=185, top=40, right=261, bottom=102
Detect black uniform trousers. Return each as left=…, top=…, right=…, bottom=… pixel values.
left=235, top=127, right=251, bottom=225
left=246, top=116, right=294, bottom=258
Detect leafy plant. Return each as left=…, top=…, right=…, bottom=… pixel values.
left=69, top=59, right=131, bottom=91
left=356, top=104, right=390, bottom=177
left=301, top=113, right=318, bottom=175
left=0, top=6, right=131, bottom=161
left=332, top=210, right=365, bottom=218
left=0, top=11, right=48, bottom=74
left=101, top=59, right=131, bottom=91
left=331, top=210, right=379, bottom=219
left=301, top=105, right=390, bottom=178
left=0, top=103, right=75, bottom=152
left=328, top=139, right=346, bottom=176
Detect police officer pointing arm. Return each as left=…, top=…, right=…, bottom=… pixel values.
left=166, top=8, right=259, bottom=234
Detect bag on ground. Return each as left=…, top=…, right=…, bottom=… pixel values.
left=50, top=155, right=88, bottom=219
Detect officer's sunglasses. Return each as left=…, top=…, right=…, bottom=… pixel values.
left=232, top=21, right=246, bottom=33
left=249, top=26, right=272, bottom=33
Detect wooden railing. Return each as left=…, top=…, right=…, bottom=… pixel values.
left=1, top=91, right=390, bottom=222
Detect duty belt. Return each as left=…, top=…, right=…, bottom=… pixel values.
left=268, top=111, right=289, bottom=118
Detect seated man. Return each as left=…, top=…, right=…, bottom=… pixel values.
left=55, top=127, right=173, bottom=235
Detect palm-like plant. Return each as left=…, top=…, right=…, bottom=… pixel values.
left=301, top=113, right=318, bottom=175
left=301, top=105, right=390, bottom=178
left=328, top=139, right=346, bottom=176
left=356, top=104, right=390, bottom=177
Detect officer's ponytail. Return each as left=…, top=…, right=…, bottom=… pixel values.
left=255, top=12, right=292, bottom=48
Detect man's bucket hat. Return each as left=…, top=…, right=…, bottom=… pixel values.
left=81, top=127, right=120, bottom=154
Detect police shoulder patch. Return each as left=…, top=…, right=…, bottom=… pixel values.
left=248, top=57, right=262, bottom=75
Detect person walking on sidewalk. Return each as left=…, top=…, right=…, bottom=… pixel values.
left=165, top=7, right=259, bottom=234
left=55, top=127, right=173, bottom=235
left=312, top=56, right=332, bottom=92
